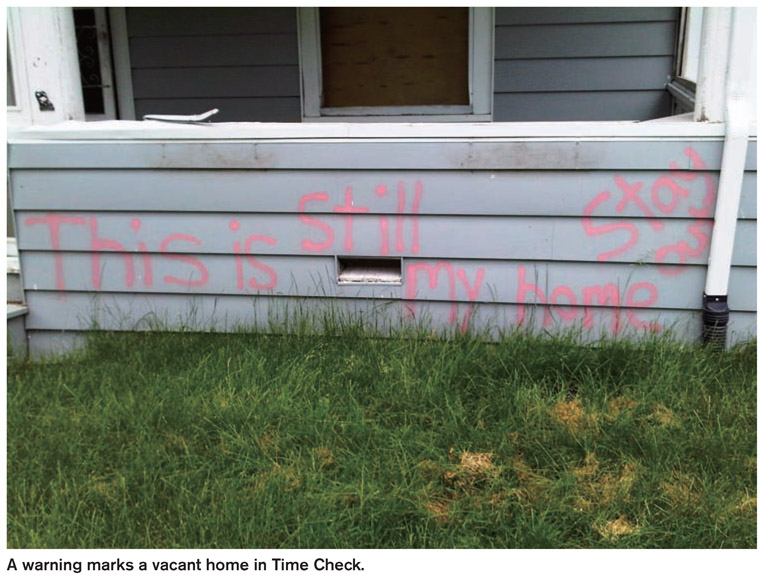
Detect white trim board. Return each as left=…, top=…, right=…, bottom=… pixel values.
left=9, top=118, right=752, bottom=142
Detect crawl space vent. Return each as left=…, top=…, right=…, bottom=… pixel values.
left=337, top=257, right=402, bottom=284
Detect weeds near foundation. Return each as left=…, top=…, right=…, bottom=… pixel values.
left=6, top=326, right=756, bottom=548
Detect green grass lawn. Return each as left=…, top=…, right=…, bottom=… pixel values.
left=6, top=328, right=757, bottom=548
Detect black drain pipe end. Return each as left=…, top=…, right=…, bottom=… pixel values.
left=702, top=294, right=729, bottom=349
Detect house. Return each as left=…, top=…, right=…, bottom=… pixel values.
left=5, top=7, right=757, bottom=356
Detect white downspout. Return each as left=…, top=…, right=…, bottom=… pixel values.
left=701, top=7, right=755, bottom=347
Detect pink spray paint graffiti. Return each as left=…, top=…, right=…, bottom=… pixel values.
left=24, top=214, right=86, bottom=290
left=582, top=147, right=716, bottom=267
left=333, top=186, right=370, bottom=252
left=298, top=192, right=335, bottom=251
left=515, top=264, right=658, bottom=334
left=131, top=219, right=153, bottom=287
left=159, top=233, right=208, bottom=287
left=566, top=146, right=717, bottom=332
left=406, top=261, right=485, bottom=333
left=297, top=181, right=422, bottom=256
left=22, top=158, right=715, bottom=337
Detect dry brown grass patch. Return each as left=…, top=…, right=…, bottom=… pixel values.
left=550, top=400, right=585, bottom=430
left=660, top=472, right=701, bottom=507
left=550, top=399, right=600, bottom=435
left=596, top=516, right=639, bottom=541
left=442, top=450, right=499, bottom=490
left=736, top=497, right=757, bottom=518
left=722, top=495, right=757, bottom=519
left=618, top=461, right=639, bottom=494
left=647, top=404, right=678, bottom=427
left=249, top=462, right=302, bottom=493
left=572, top=456, right=639, bottom=507
left=572, top=496, right=593, bottom=512
left=460, top=451, right=494, bottom=474
left=607, top=396, right=639, bottom=418
left=312, top=447, right=337, bottom=469
left=425, top=499, right=450, bottom=524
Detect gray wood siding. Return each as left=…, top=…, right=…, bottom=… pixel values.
left=12, top=213, right=756, bottom=266
left=8, top=136, right=757, bottom=351
left=126, top=8, right=302, bottom=122
left=123, top=7, right=679, bottom=123
left=11, top=170, right=757, bottom=218
left=10, top=140, right=757, bottom=171
left=493, top=8, right=679, bottom=121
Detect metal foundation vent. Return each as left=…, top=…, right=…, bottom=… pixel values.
left=337, top=257, right=402, bottom=284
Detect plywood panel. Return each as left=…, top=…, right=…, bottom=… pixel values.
left=320, top=7, right=468, bottom=107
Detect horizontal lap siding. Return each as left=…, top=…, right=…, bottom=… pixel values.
left=9, top=137, right=757, bottom=346
left=18, top=254, right=757, bottom=313
left=130, top=98, right=301, bottom=124
left=733, top=168, right=757, bottom=333
left=11, top=170, right=757, bottom=218
left=126, top=8, right=301, bottom=122
left=10, top=141, right=757, bottom=170
left=493, top=92, right=672, bottom=122
left=493, top=8, right=679, bottom=121
left=13, top=213, right=756, bottom=265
